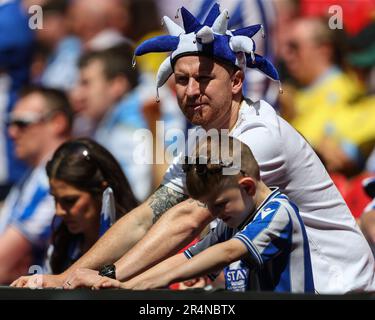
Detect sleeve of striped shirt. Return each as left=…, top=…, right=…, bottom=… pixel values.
left=11, top=187, right=55, bottom=247
left=184, top=221, right=230, bottom=280
left=233, top=200, right=292, bottom=267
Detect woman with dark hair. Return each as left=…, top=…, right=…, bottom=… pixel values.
left=44, top=138, right=138, bottom=274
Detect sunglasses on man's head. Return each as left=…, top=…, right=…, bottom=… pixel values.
left=6, top=112, right=52, bottom=129
left=7, top=118, right=38, bottom=129
left=182, top=156, right=220, bottom=176
left=182, top=155, right=245, bottom=176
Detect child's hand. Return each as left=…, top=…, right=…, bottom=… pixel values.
left=179, top=277, right=207, bottom=289
left=91, top=276, right=124, bottom=290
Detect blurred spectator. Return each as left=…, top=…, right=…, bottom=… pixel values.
left=0, top=0, right=34, bottom=200
left=342, top=173, right=373, bottom=221
left=316, top=22, right=375, bottom=176
left=127, top=0, right=186, bottom=188
left=36, top=0, right=81, bottom=91
left=0, top=86, right=72, bottom=284
left=130, top=0, right=166, bottom=76
left=44, top=138, right=138, bottom=273
left=272, top=0, right=300, bottom=58
left=68, top=0, right=131, bottom=51
left=346, top=22, right=375, bottom=174
left=72, top=45, right=153, bottom=201
left=300, top=0, right=375, bottom=36
left=360, top=177, right=375, bottom=256
left=366, top=148, right=375, bottom=173
left=279, top=17, right=364, bottom=174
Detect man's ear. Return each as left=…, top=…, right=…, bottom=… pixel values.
left=50, top=112, right=70, bottom=136
left=231, top=69, right=244, bottom=95
left=239, top=177, right=256, bottom=196
left=110, top=76, right=130, bottom=99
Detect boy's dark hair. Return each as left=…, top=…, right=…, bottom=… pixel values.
left=19, top=85, right=74, bottom=131
left=78, top=44, right=139, bottom=89
left=185, top=135, right=260, bottom=200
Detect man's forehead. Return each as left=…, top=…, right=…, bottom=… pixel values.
left=14, top=93, right=46, bottom=114
left=81, top=58, right=105, bottom=75
left=174, top=55, right=219, bottom=72
left=291, top=19, right=316, bottom=41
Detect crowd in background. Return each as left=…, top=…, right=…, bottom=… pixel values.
left=0, top=0, right=375, bottom=285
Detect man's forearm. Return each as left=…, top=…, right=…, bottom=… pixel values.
left=63, top=186, right=188, bottom=277
left=115, top=199, right=213, bottom=281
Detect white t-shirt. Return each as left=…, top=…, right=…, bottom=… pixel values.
left=162, top=98, right=375, bottom=293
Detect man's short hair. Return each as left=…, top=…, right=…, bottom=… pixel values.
left=19, top=85, right=74, bottom=131
left=78, top=44, right=139, bottom=89
left=306, top=17, right=347, bottom=68
left=185, top=134, right=260, bottom=200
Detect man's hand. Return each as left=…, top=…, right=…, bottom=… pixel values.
left=63, top=268, right=102, bottom=289
left=92, top=275, right=168, bottom=291
left=10, top=274, right=64, bottom=288
left=91, top=277, right=124, bottom=290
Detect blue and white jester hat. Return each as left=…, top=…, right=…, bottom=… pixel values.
left=134, top=3, right=281, bottom=100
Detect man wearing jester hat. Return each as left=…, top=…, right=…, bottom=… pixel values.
left=12, top=4, right=375, bottom=293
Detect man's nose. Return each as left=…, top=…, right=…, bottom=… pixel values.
left=8, top=125, right=20, bottom=139
left=186, top=78, right=200, bottom=97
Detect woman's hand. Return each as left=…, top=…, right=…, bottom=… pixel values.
left=62, top=268, right=102, bottom=289
left=10, top=274, right=64, bottom=288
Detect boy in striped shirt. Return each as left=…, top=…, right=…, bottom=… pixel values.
left=94, top=135, right=314, bottom=293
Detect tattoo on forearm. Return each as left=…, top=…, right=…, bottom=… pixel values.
left=148, top=186, right=188, bottom=223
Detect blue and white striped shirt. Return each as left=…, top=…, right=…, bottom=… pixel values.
left=0, top=0, right=34, bottom=186
left=0, top=163, right=55, bottom=265
left=185, top=188, right=314, bottom=293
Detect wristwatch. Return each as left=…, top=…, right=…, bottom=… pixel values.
left=98, top=264, right=116, bottom=279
